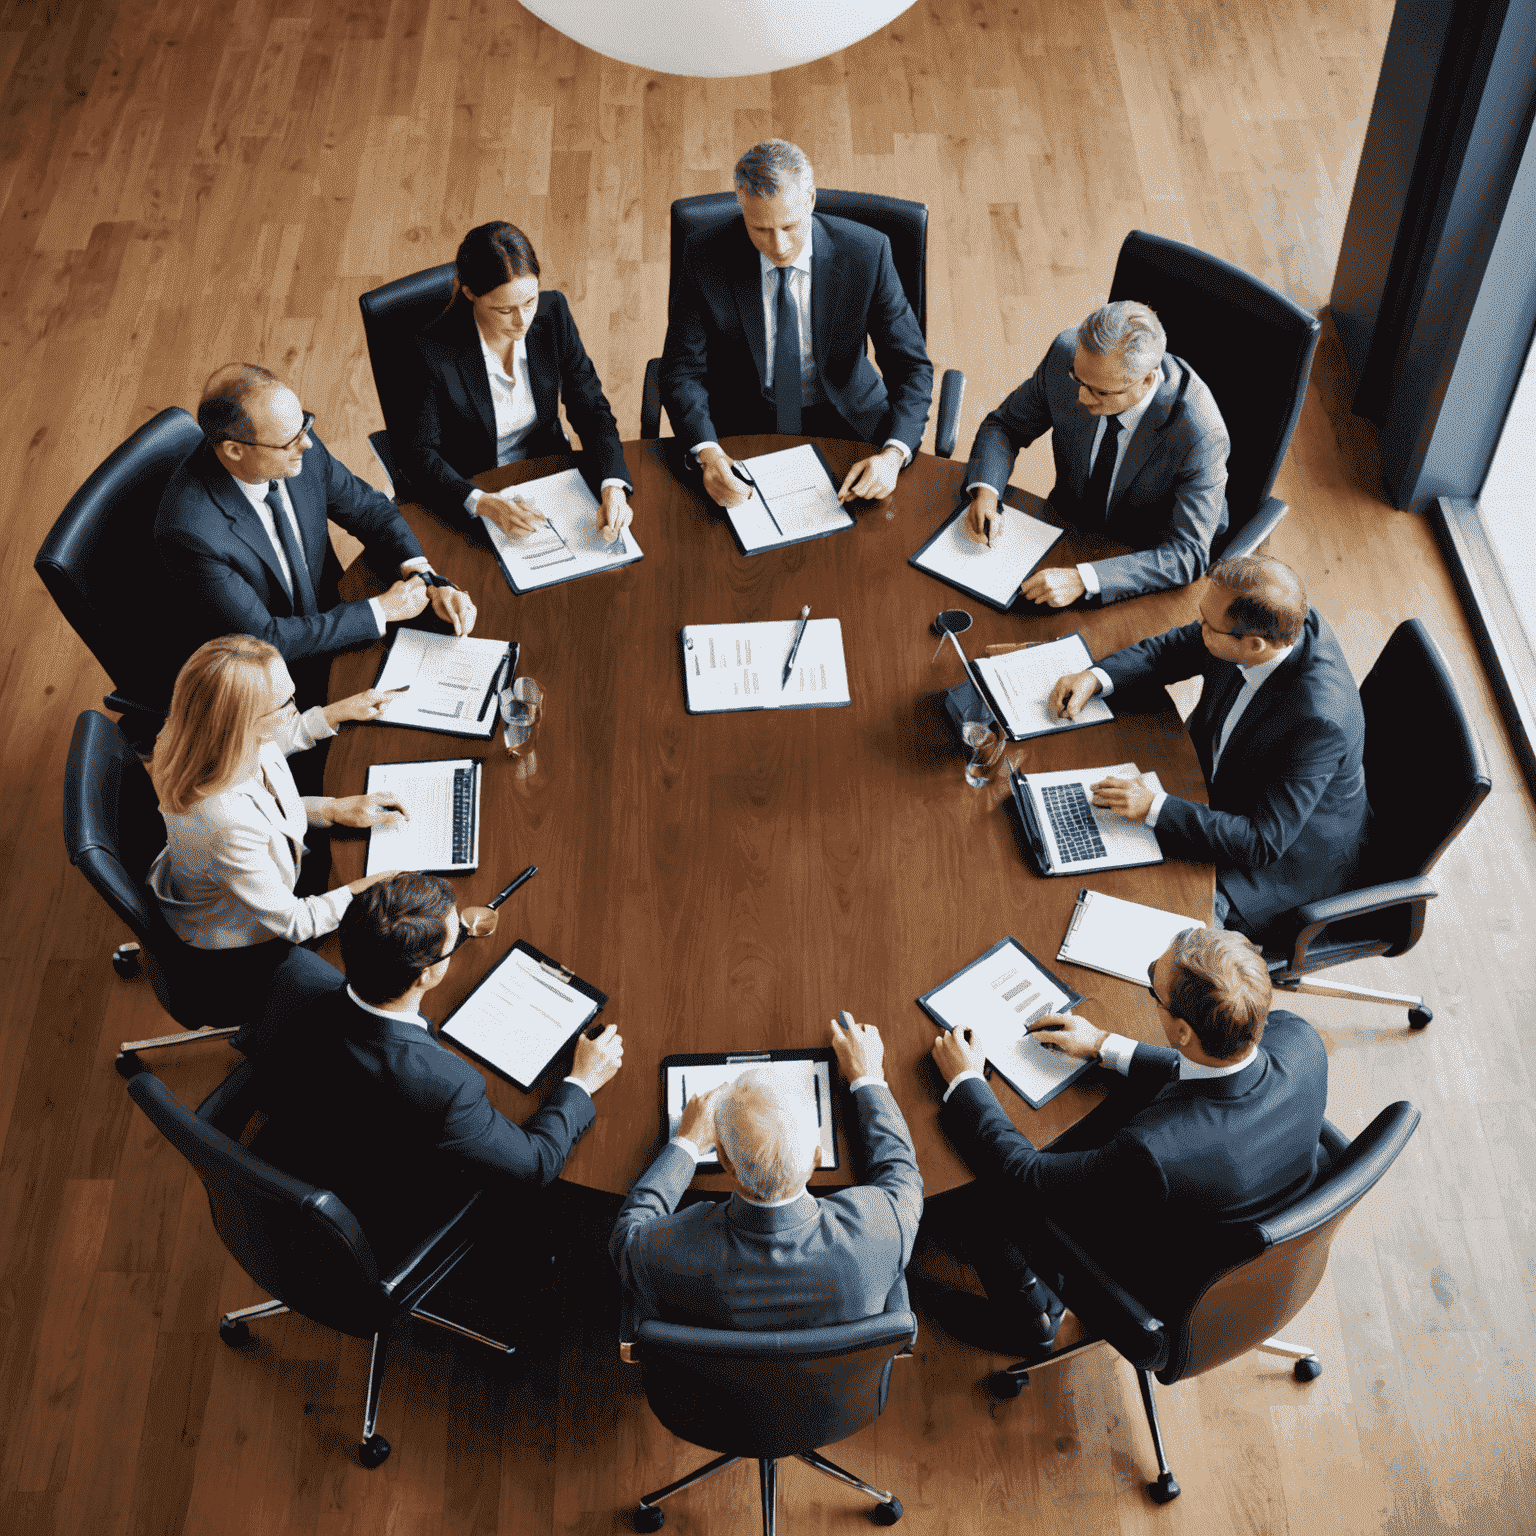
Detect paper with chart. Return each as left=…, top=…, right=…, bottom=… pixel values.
left=1058, top=890, right=1206, bottom=985
left=441, top=946, right=601, bottom=1090
left=919, top=938, right=1090, bottom=1109
left=364, top=758, right=479, bottom=874
left=726, top=443, right=853, bottom=554
left=483, top=467, right=643, bottom=592
left=910, top=502, right=1064, bottom=609
left=372, top=631, right=511, bottom=737
left=974, top=632, right=1113, bottom=740
left=681, top=617, right=850, bottom=712
left=662, top=1056, right=838, bottom=1169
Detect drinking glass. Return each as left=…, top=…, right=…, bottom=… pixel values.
left=962, top=717, right=1005, bottom=788
left=499, top=677, right=543, bottom=758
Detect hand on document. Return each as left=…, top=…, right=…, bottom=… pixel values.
left=596, top=485, right=633, bottom=543
left=697, top=447, right=751, bottom=508
left=327, top=791, right=410, bottom=829
left=477, top=492, right=547, bottom=539
left=677, top=1080, right=727, bottom=1150
left=1049, top=668, right=1104, bottom=720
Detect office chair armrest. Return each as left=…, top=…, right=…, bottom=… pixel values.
left=1220, top=495, right=1289, bottom=560
left=641, top=358, right=662, bottom=440
left=103, top=690, right=167, bottom=722
left=1028, top=1215, right=1164, bottom=1367
left=379, top=1191, right=483, bottom=1293
left=195, top=1059, right=263, bottom=1136
left=1319, top=1118, right=1351, bottom=1165
left=934, top=368, right=965, bottom=459
left=1284, top=876, right=1438, bottom=970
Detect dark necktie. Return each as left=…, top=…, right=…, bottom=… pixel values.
left=773, top=266, right=803, bottom=435
left=265, top=481, right=318, bottom=615
left=1083, top=413, right=1123, bottom=528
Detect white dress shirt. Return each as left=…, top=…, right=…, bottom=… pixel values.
left=941, top=1034, right=1257, bottom=1100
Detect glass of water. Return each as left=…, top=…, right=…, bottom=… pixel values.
left=962, top=715, right=1005, bottom=788
left=499, top=677, right=543, bottom=759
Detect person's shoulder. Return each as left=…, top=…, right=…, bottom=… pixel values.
left=1163, top=355, right=1228, bottom=437
left=156, top=439, right=219, bottom=523
left=814, top=212, right=886, bottom=257
left=416, top=299, right=472, bottom=354
left=684, top=214, right=749, bottom=265
left=1261, top=1008, right=1328, bottom=1066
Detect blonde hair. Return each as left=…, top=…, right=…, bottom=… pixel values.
left=150, top=636, right=282, bottom=814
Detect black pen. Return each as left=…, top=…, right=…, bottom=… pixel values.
left=477, top=644, right=512, bottom=723
left=486, top=865, right=537, bottom=909
left=814, top=1071, right=822, bottom=1127
left=781, top=605, right=811, bottom=688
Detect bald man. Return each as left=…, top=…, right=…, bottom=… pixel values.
left=609, top=1015, right=923, bottom=1350
left=155, top=364, right=476, bottom=709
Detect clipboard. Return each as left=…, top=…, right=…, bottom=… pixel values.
left=660, top=1048, right=839, bottom=1171
left=369, top=631, right=517, bottom=739
left=439, top=940, right=608, bottom=1092
left=722, top=444, right=852, bottom=557
left=908, top=500, right=1065, bottom=612
left=918, top=937, right=1089, bottom=1110
left=941, top=631, right=1114, bottom=743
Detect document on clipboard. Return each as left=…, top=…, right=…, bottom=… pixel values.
left=660, top=1049, right=838, bottom=1171
left=910, top=501, right=1063, bottom=610
left=972, top=632, right=1113, bottom=741
left=680, top=618, right=850, bottom=712
left=918, top=938, right=1089, bottom=1110
left=724, top=444, right=853, bottom=555
left=482, top=467, right=643, bottom=593
left=371, top=630, right=514, bottom=739
left=439, top=941, right=607, bottom=1092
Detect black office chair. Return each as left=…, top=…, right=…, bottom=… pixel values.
left=35, top=406, right=205, bottom=748
left=117, top=1050, right=513, bottom=1467
left=1107, top=230, right=1322, bottom=559
left=358, top=262, right=458, bottom=497
left=640, top=190, right=966, bottom=457
left=631, top=1309, right=917, bottom=1532
left=987, top=1101, right=1420, bottom=1503
left=63, top=709, right=251, bottom=1055
left=1263, top=619, right=1491, bottom=1026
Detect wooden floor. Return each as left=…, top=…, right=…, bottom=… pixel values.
left=3, top=0, right=1533, bottom=1531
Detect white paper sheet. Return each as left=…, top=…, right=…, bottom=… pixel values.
left=483, top=467, right=643, bottom=592
left=726, top=444, right=853, bottom=553
left=364, top=759, right=479, bottom=874
left=681, top=618, right=850, bottom=712
left=663, top=1057, right=837, bottom=1169
left=1057, top=891, right=1206, bottom=984
left=975, top=633, right=1114, bottom=739
left=372, top=631, right=512, bottom=736
left=911, top=504, right=1063, bottom=608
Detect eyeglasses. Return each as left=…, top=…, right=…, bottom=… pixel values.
left=227, top=411, right=315, bottom=451
left=1068, top=370, right=1133, bottom=401
left=1199, top=613, right=1243, bottom=639
left=1147, top=960, right=1169, bottom=1010
left=449, top=918, right=471, bottom=955
left=260, top=693, right=298, bottom=720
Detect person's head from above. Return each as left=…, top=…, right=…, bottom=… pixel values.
left=199, top=364, right=314, bottom=485
left=455, top=221, right=541, bottom=343
left=1199, top=554, right=1308, bottom=665
left=1072, top=301, right=1166, bottom=418
left=341, top=872, right=460, bottom=1009
left=714, top=1066, right=823, bottom=1203
left=734, top=139, right=816, bottom=269
left=151, top=635, right=294, bottom=813
left=1147, top=927, right=1272, bottom=1065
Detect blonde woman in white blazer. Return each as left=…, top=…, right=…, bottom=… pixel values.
left=148, top=635, right=404, bottom=999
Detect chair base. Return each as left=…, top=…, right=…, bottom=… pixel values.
left=118, top=1026, right=242, bottom=1062
left=1275, top=974, right=1430, bottom=1024
left=1258, top=1336, right=1323, bottom=1380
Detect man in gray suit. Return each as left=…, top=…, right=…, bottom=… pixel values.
left=962, top=301, right=1230, bottom=606
left=609, top=1014, right=923, bottom=1350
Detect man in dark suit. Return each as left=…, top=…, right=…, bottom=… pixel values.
left=963, top=302, right=1230, bottom=606
left=1051, top=555, right=1369, bottom=937
left=659, top=139, right=933, bottom=510
left=928, top=927, right=1327, bottom=1346
left=609, top=1014, right=923, bottom=1350
left=156, top=364, right=476, bottom=708
left=251, top=872, right=624, bottom=1264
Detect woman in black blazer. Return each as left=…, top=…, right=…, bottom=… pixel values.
left=406, top=221, right=633, bottom=542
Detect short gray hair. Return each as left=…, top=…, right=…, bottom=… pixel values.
left=734, top=139, right=814, bottom=202
left=1077, top=300, right=1167, bottom=382
left=715, top=1067, right=820, bottom=1202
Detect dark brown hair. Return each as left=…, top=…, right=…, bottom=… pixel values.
left=1208, top=555, right=1309, bottom=647
left=454, top=222, right=540, bottom=299
left=340, top=873, right=456, bottom=1005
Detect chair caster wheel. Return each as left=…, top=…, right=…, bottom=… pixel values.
left=633, top=1505, right=665, bottom=1532
left=359, top=1434, right=391, bottom=1468
left=1148, top=1471, right=1181, bottom=1503
left=872, top=1495, right=904, bottom=1524
left=1294, top=1356, right=1322, bottom=1382
left=1408, top=1007, right=1432, bottom=1028
left=218, top=1318, right=250, bottom=1347
left=112, top=943, right=141, bottom=978
left=988, top=1369, right=1027, bottom=1398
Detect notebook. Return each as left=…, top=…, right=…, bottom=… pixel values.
left=482, top=467, right=643, bottom=592
left=722, top=444, right=853, bottom=555
left=909, top=501, right=1064, bottom=610
left=1057, top=890, right=1207, bottom=985
left=364, top=758, right=480, bottom=874
left=371, top=631, right=515, bottom=739
left=971, top=632, right=1114, bottom=741
left=1007, top=761, right=1165, bottom=876
left=680, top=617, right=851, bottom=712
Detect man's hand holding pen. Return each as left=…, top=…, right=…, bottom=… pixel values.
left=930, top=1024, right=987, bottom=1083
left=1025, top=1013, right=1108, bottom=1061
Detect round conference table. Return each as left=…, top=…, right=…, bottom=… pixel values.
left=327, top=435, right=1212, bottom=1198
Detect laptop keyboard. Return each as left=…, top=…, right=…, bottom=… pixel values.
left=1040, top=782, right=1107, bottom=864
left=451, top=767, right=475, bottom=864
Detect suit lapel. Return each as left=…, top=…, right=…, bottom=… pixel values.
left=1194, top=662, right=1246, bottom=776
left=453, top=306, right=498, bottom=447
left=524, top=305, right=559, bottom=430
left=732, top=241, right=769, bottom=389
left=1066, top=411, right=1099, bottom=501
left=199, top=450, right=296, bottom=607
left=808, top=215, right=836, bottom=383
left=1107, top=359, right=1176, bottom=513
left=1211, top=633, right=1310, bottom=779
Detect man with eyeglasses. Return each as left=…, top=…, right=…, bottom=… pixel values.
left=156, top=363, right=478, bottom=714
left=923, top=927, right=1326, bottom=1353
left=1049, top=555, right=1368, bottom=940
left=961, top=301, right=1229, bottom=606
left=252, top=872, right=624, bottom=1259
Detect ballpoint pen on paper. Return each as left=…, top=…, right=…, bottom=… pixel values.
left=814, top=1071, right=822, bottom=1127
left=782, top=605, right=811, bottom=687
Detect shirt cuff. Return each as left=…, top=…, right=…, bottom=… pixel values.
left=598, top=478, right=630, bottom=492
left=942, top=1068, right=986, bottom=1103
left=464, top=487, right=484, bottom=515
left=669, top=1135, right=706, bottom=1162
left=401, top=556, right=431, bottom=573
left=1090, top=666, right=1114, bottom=696
left=965, top=481, right=997, bottom=499
left=1145, top=789, right=1168, bottom=827
left=561, top=1076, right=593, bottom=1101
left=296, top=705, right=335, bottom=749
left=1097, top=1034, right=1138, bottom=1076
left=882, top=439, right=912, bottom=468
left=1076, top=562, right=1101, bottom=595
left=689, top=441, right=721, bottom=465
left=368, top=597, right=386, bottom=636
left=848, top=1076, right=885, bottom=1093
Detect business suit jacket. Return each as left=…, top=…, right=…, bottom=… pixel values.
left=405, top=291, right=631, bottom=518
left=941, top=1010, right=1327, bottom=1313
left=965, top=331, right=1230, bottom=603
left=252, top=984, right=595, bottom=1261
left=1100, top=607, right=1367, bottom=931
left=147, top=709, right=348, bottom=948
left=155, top=433, right=423, bottom=671
left=609, top=1083, right=924, bottom=1340
left=659, top=213, right=933, bottom=454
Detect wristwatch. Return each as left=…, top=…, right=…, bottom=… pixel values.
left=419, top=569, right=458, bottom=591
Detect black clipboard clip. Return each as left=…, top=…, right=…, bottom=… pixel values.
left=540, top=957, right=575, bottom=982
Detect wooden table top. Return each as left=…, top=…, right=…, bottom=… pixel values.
left=327, top=436, right=1212, bottom=1197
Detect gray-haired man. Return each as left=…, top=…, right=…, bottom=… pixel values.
left=963, top=301, right=1231, bottom=606
left=609, top=1014, right=923, bottom=1351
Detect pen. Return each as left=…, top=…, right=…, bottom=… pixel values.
left=486, top=865, right=537, bottom=909
left=838, top=1010, right=855, bottom=1030
left=388, top=684, right=411, bottom=693
left=814, top=1071, right=822, bottom=1127
left=476, top=646, right=510, bottom=723
left=782, top=605, right=811, bottom=688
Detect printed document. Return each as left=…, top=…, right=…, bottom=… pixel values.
left=373, top=631, right=511, bottom=737
left=682, top=617, right=850, bottom=712
left=911, top=503, right=1063, bottom=608
left=662, top=1057, right=837, bottom=1169
left=483, top=467, right=643, bottom=592
left=974, top=633, right=1113, bottom=739
left=726, top=444, right=853, bottom=554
